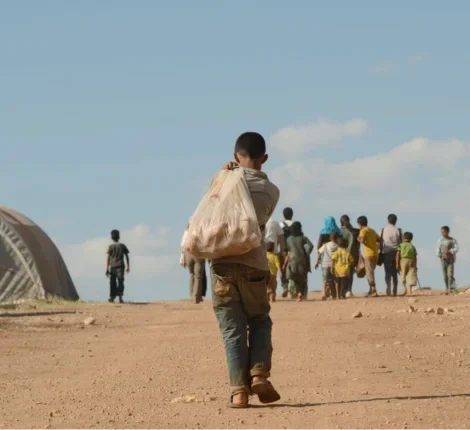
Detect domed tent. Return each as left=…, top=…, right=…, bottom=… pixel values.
left=0, top=206, right=78, bottom=302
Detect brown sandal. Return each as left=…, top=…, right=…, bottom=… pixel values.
left=228, top=392, right=250, bottom=409
left=251, top=381, right=281, bottom=404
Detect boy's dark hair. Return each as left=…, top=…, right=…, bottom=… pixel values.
left=266, top=242, right=275, bottom=253
left=283, top=207, right=293, bottom=220
left=441, top=226, right=450, bottom=233
left=234, top=132, right=266, bottom=159
left=338, top=238, right=347, bottom=248
left=340, top=214, right=350, bottom=227
left=403, top=232, right=413, bottom=241
left=330, top=231, right=339, bottom=241
left=111, top=229, right=120, bottom=241
left=357, top=216, right=368, bottom=227
left=388, top=214, right=397, bottom=225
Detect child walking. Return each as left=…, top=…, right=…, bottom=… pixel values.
left=315, top=232, right=339, bottom=300
left=283, top=222, right=314, bottom=302
left=106, top=229, right=130, bottom=303
left=267, top=242, right=282, bottom=302
left=396, top=232, right=418, bottom=296
left=331, top=238, right=354, bottom=299
left=211, top=132, right=281, bottom=408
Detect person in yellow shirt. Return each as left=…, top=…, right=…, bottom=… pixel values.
left=267, top=242, right=282, bottom=302
left=357, top=215, right=381, bottom=297
left=331, top=238, right=354, bottom=299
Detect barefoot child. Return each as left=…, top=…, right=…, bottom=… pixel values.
left=315, top=232, right=339, bottom=300
left=282, top=222, right=314, bottom=301
left=396, top=232, right=418, bottom=296
left=331, top=238, right=354, bottom=299
left=267, top=242, right=282, bottom=302
left=211, top=132, right=281, bottom=408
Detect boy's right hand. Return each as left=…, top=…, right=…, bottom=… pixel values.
left=105, top=270, right=110, bottom=278
left=314, top=263, right=319, bottom=270
left=222, top=161, right=239, bottom=170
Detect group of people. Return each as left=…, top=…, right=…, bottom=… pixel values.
left=265, top=211, right=460, bottom=302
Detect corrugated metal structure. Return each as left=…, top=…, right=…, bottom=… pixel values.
left=0, top=206, right=78, bottom=302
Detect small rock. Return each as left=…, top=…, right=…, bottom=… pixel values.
left=426, top=308, right=435, bottom=314
left=352, top=311, right=362, bottom=319
left=444, top=308, right=454, bottom=313
left=408, top=305, right=416, bottom=313
left=362, top=391, right=369, bottom=395
left=434, top=332, right=446, bottom=337
left=394, top=341, right=402, bottom=346
left=436, top=308, right=444, bottom=315
left=84, top=317, right=96, bottom=326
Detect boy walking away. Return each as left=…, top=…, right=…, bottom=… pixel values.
left=315, top=232, right=339, bottom=300
left=211, top=132, right=281, bottom=408
left=106, top=229, right=130, bottom=304
left=380, top=214, right=402, bottom=296
left=282, top=222, right=314, bottom=302
left=437, top=226, right=459, bottom=294
left=279, top=207, right=295, bottom=298
left=396, top=232, right=417, bottom=296
left=357, top=216, right=381, bottom=297
left=266, top=242, right=282, bottom=302
left=331, top=238, right=354, bottom=299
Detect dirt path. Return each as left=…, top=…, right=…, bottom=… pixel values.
left=1, top=292, right=470, bottom=429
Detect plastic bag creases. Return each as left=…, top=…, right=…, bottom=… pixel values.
left=183, top=168, right=261, bottom=259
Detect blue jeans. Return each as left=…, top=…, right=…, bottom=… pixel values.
left=441, top=259, right=455, bottom=291
left=211, top=263, right=272, bottom=395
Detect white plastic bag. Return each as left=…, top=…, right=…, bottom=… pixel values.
left=183, top=168, right=261, bottom=259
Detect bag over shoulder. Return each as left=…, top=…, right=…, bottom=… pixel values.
left=183, top=168, right=262, bottom=259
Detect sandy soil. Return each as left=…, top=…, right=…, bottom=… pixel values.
left=1, top=291, right=470, bottom=429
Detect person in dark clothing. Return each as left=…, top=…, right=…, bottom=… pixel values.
left=106, top=229, right=130, bottom=303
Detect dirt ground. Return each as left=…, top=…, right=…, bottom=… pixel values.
left=1, top=291, right=470, bottom=429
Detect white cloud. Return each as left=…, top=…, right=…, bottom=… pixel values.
left=368, top=61, right=393, bottom=74
left=269, top=137, right=470, bottom=212
left=269, top=118, right=368, bottom=155
left=410, top=53, right=427, bottom=64
left=58, top=224, right=176, bottom=299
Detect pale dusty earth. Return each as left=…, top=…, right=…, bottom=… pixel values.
left=1, top=291, right=470, bottom=429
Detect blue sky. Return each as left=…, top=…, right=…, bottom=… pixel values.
left=1, top=0, right=469, bottom=301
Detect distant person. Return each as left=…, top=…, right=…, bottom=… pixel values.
left=315, top=231, right=339, bottom=300
left=266, top=242, right=282, bottom=302
left=380, top=214, right=402, bottom=296
left=265, top=217, right=286, bottom=297
left=106, top=229, right=130, bottom=304
left=437, top=226, right=459, bottom=294
left=340, top=215, right=359, bottom=297
left=317, top=216, right=343, bottom=250
left=283, top=222, right=314, bottom=301
left=357, top=216, right=381, bottom=297
left=213, top=132, right=281, bottom=408
left=279, top=207, right=295, bottom=297
left=331, top=238, right=354, bottom=299
left=396, top=232, right=418, bottom=296
left=180, top=226, right=206, bottom=304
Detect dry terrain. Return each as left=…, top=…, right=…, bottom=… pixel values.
left=1, top=291, right=470, bottom=429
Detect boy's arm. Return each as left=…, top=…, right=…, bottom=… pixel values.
left=358, top=230, right=365, bottom=244
left=315, top=247, right=323, bottom=269
left=451, top=239, right=459, bottom=255
left=304, top=237, right=314, bottom=255
left=282, top=254, right=289, bottom=271
left=396, top=249, right=401, bottom=269
left=106, top=254, right=110, bottom=275
left=125, top=253, right=130, bottom=272
left=436, top=239, right=442, bottom=258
